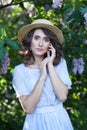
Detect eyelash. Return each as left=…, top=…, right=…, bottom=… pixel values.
left=34, top=36, right=39, bottom=40
left=44, top=38, right=50, bottom=42
left=34, top=36, right=50, bottom=42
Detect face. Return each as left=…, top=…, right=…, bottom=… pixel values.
left=30, top=29, right=51, bottom=57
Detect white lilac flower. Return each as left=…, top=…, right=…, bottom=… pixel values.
left=27, top=7, right=35, bottom=17
left=64, top=8, right=74, bottom=24
left=84, top=13, right=87, bottom=21
left=52, top=0, right=63, bottom=9
left=83, top=39, right=87, bottom=45
left=83, top=13, right=87, bottom=30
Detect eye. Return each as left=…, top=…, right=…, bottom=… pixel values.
left=44, top=37, right=50, bottom=42
left=34, top=36, right=40, bottom=40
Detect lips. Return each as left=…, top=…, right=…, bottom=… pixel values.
left=36, top=48, right=43, bottom=51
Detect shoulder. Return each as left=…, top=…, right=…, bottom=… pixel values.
left=14, top=63, right=25, bottom=69
left=12, top=63, right=25, bottom=75
left=59, top=57, right=67, bottom=65
left=55, top=58, right=67, bottom=69
left=13, top=63, right=25, bottom=71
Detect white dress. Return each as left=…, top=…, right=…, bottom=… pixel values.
left=12, top=58, right=74, bottom=130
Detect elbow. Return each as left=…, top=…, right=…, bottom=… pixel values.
left=59, top=95, right=67, bottom=102
left=24, top=107, right=34, bottom=114
left=19, top=96, right=35, bottom=114
left=58, top=89, right=68, bottom=102
left=23, top=106, right=34, bottom=114
left=25, top=110, right=33, bottom=114
left=59, top=87, right=68, bottom=102
left=22, top=102, right=34, bottom=114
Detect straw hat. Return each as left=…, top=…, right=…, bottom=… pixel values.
left=18, top=19, right=64, bottom=44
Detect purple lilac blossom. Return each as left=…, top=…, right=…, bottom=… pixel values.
left=2, top=56, right=10, bottom=66
left=45, top=4, right=50, bottom=12
left=78, top=64, right=84, bottom=74
left=0, top=66, right=8, bottom=74
left=78, top=57, right=85, bottom=65
left=5, top=90, right=11, bottom=98
left=72, top=58, right=85, bottom=75
left=72, top=66, right=78, bottom=75
left=72, top=58, right=78, bottom=66
left=52, top=0, right=63, bottom=9
left=0, top=54, right=10, bottom=74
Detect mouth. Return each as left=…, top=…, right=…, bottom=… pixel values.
left=36, top=48, right=44, bottom=52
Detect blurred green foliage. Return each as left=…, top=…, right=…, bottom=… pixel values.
left=0, top=0, right=87, bottom=130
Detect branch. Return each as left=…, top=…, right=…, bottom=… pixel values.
left=0, top=0, right=27, bottom=10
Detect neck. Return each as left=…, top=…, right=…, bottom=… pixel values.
left=34, top=56, right=44, bottom=65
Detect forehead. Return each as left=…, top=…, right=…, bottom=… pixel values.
left=33, top=29, right=47, bottom=37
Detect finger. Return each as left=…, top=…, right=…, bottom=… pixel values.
left=47, top=51, right=50, bottom=57
left=39, top=58, right=48, bottom=66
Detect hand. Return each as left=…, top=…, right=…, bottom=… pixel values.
left=47, top=45, right=56, bottom=65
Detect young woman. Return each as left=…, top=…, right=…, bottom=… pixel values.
left=12, top=19, right=74, bottom=130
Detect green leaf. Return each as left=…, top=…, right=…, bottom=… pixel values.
left=63, top=7, right=74, bottom=15
left=80, top=7, right=87, bottom=14
left=7, top=39, right=20, bottom=50
left=0, top=28, right=7, bottom=38
left=0, top=47, right=7, bottom=60
left=0, top=40, right=4, bottom=48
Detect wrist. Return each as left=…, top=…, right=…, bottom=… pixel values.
left=48, top=62, right=54, bottom=69
left=40, top=74, right=46, bottom=81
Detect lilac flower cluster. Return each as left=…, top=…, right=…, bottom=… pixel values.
left=27, top=6, right=35, bottom=17
left=0, top=53, right=10, bottom=74
left=52, top=0, right=63, bottom=9
left=72, top=58, right=85, bottom=75
left=83, top=39, right=87, bottom=45
left=44, top=4, right=51, bottom=12
left=64, top=8, right=74, bottom=24
left=83, top=13, right=87, bottom=30
left=5, top=90, right=11, bottom=99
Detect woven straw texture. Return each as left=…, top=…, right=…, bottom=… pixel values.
left=18, top=19, right=64, bottom=44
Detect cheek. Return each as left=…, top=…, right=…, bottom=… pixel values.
left=31, top=40, right=36, bottom=49
left=44, top=45, right=50, bottom=52
left=45, top=43, right=51, bottom=49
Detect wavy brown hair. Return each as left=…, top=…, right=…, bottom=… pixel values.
left=19, top=28, right=64, bottom=66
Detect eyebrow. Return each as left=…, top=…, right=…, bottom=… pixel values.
left=34, top=35, right=49, bottom=38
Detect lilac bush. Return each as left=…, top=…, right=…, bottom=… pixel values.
left=0, top=0, right=87, bottom=130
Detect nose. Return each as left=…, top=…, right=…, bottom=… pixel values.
left=39, top=39, right=43, bottom=46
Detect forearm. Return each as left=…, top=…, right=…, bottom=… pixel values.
left=48, top=63, right=68, bottom=101
left=19, top=75, right=45, bottom=114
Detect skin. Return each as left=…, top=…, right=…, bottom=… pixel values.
left=19, top=29, right=68, bottom=114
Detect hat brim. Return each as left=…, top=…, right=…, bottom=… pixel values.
left=18, top=23, right=64, bottom=44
